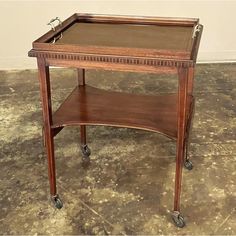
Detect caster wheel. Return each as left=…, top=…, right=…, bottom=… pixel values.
left=51, top=195, right=63, bottom=209
left=81, top=144, right=91, bottom=158
left=81, top=145, right=91, bottom=167
left=184, top=159, right=193, bottom=170
left=171, top=211, right=185, bottom=228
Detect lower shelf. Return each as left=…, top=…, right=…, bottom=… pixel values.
left=52, top=85, right=193, bottom=139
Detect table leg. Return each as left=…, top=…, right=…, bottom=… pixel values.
left=171, top=67, right=189, bottom=228
left=184, top=67, right=195, bottom=170
left=187, top=67, right=195, bottom=95
left=37, top=58, right=63, bottom=209
left=77, top=69, right=91, bottom=161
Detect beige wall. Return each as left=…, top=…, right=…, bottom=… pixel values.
left=0, top=0, right=236, bottom=69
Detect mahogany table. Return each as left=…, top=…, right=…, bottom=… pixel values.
left=28, top=13, right=203, bottom=227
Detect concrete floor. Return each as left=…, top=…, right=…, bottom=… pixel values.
left=0, top=64, right=236, bottom=235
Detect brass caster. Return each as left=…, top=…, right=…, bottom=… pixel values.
left=51, top=194, right=63, bottom=209
left=81, top=144, right=91, bottom=158
left=171, top=211, right=185, bottom=228
left=184, top=159, right=193, bottom=170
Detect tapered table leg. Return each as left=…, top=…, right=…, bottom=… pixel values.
left=77, top=69, right=91, bottom=160
left=183, top=67, right=195, bottom=170
left=37, top=58, right=63, bottom=209
left=171, top=67, right=189, bottom=228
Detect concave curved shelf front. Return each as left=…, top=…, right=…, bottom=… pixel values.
left=52, top=85, right=192, bottom=139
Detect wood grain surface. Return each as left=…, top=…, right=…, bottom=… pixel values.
left=52, top=85, right=193, bottom=139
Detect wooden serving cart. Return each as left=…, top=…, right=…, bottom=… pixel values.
left=28, top=13, right=203, bottom=227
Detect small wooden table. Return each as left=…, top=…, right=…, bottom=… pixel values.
left=29, top=13, right=203, bottom=227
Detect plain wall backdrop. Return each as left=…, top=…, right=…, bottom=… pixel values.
left=0, top=0, right=236, bottom=69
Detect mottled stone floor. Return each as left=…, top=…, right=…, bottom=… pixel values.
left=0, top=63, right=236, bottom=235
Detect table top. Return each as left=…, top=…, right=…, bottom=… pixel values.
left=29, top=13, right=203, bottom=67
left=56, top=22, right=193, bottom=52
